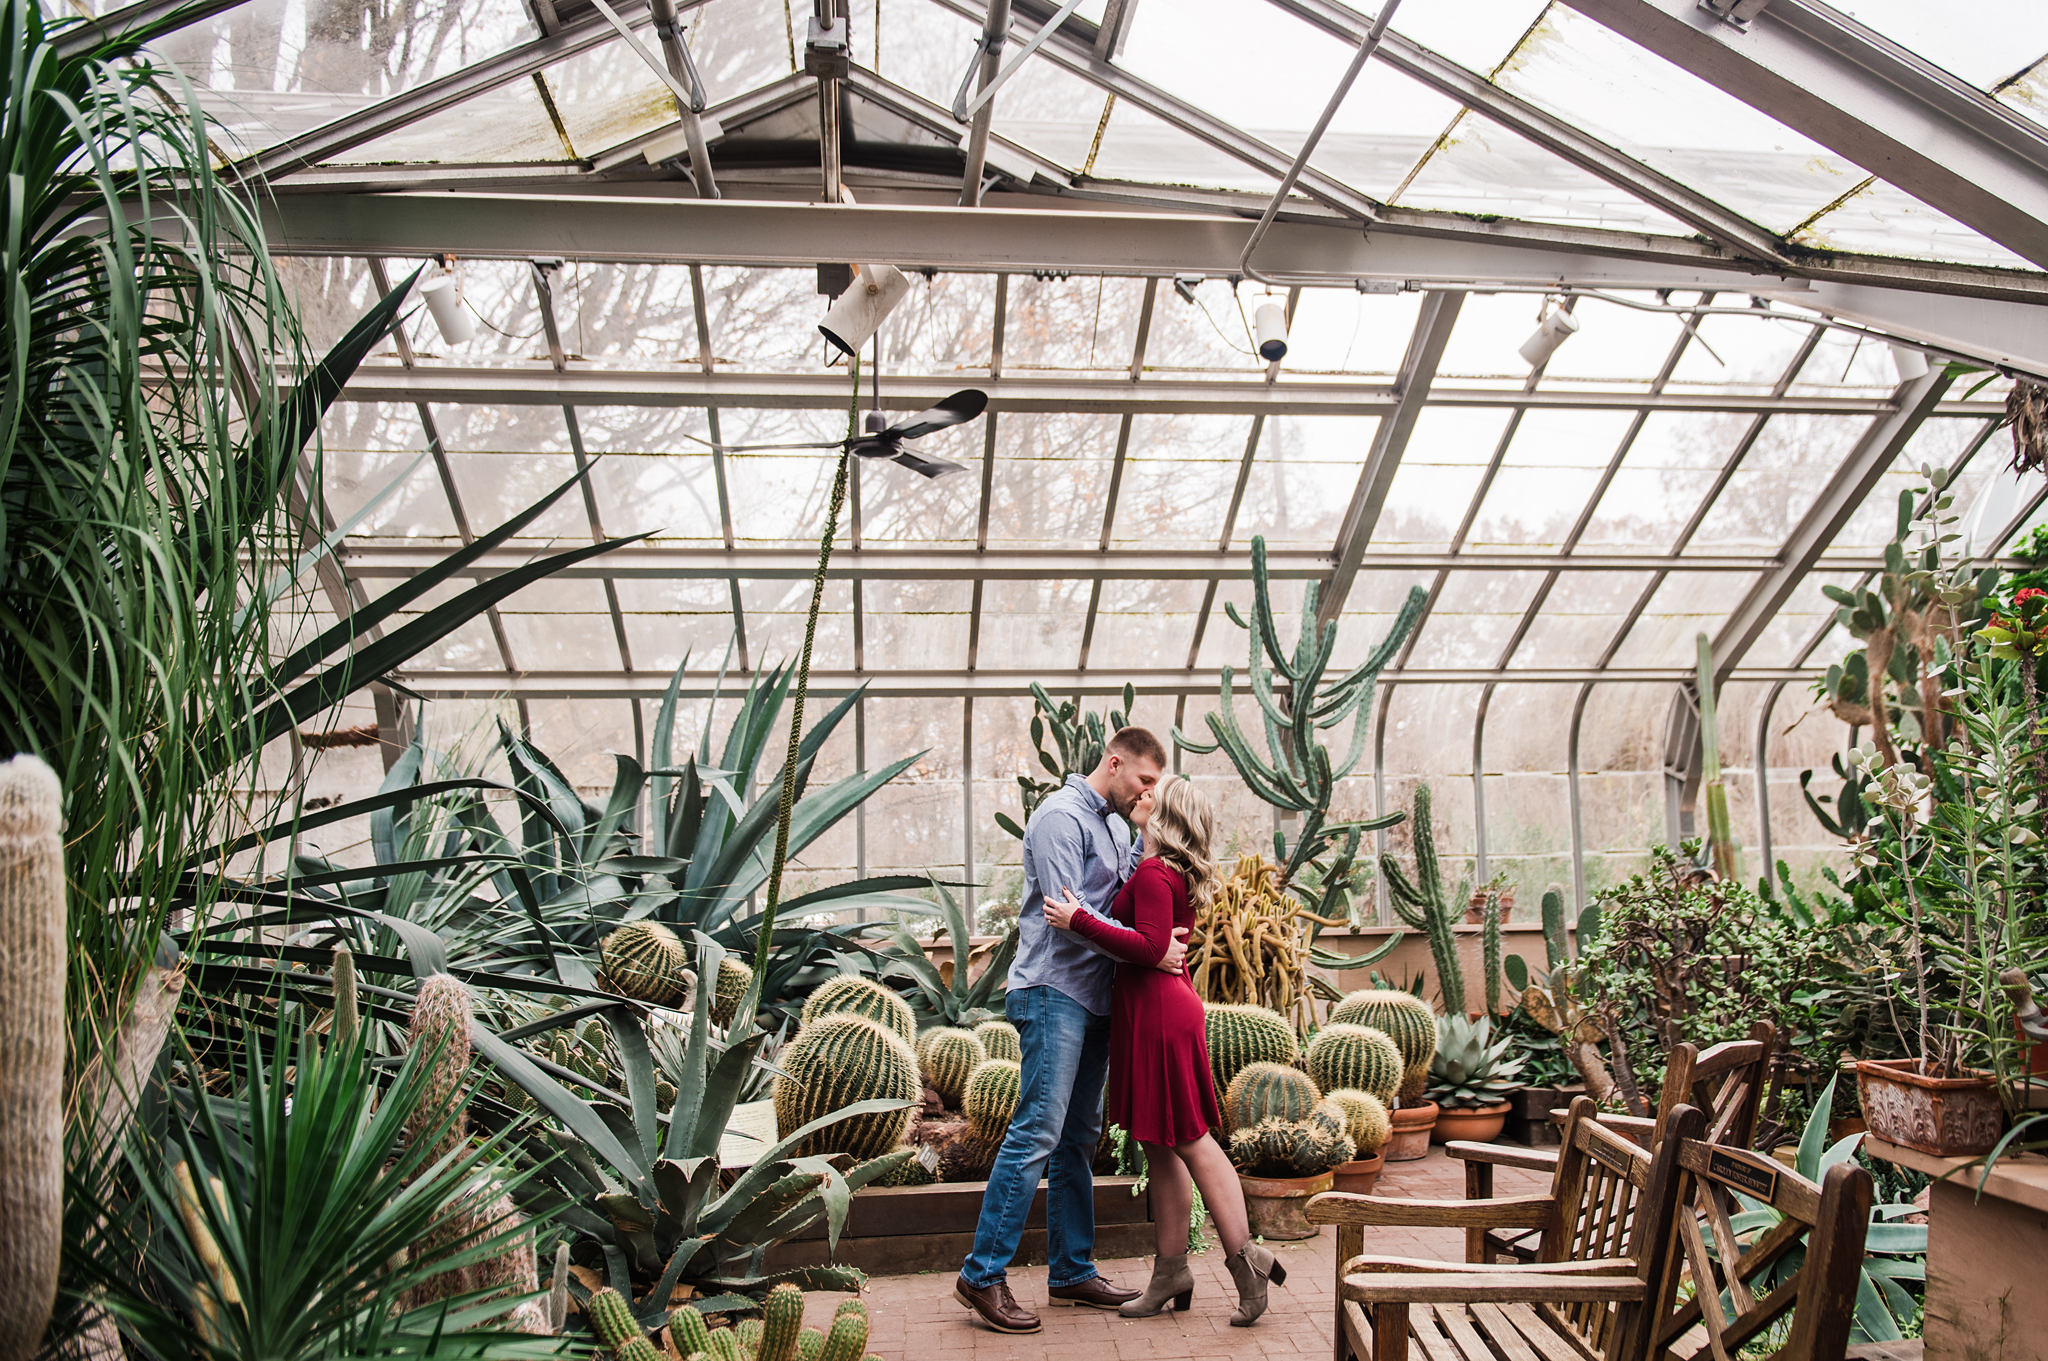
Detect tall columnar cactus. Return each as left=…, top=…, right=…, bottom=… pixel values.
left=710, top=956, right=753, bottom=1027
left=997, top=681, right=1137, bottom=840
left=773, top=1014, right=920, bottom=1159
left=1504, top=889, right=1617, bottom=1107
left=915, top=1027, right=987, bottom=1106
left=1222, top=1062, right=1320, bottom=1130
left=600, top=921, right=695, bottom=1008
left=1171, top=536, right=1423, bottom=886
left=0, top=755, right=64, bottom=1361
left=815, top=1304, right=869, bottom=1361
left=330, top=943, right=359, bottom=1052
left=1203, top=1002, right=1299, bottom=1096
left=1380, top=784, right=1466, bottom=1014
left=586, top=1287, right=661, bottom=1361
left=670, top=1302, right=715, bottom=1358
left=1481, top=887, right=1504, bottom=1015
left=801, top=974, right=917, bottom=1044
left=1695, top=632, right=1740, bottom=883
left=974, top=1019, right=1021, bottom=1063
left=1322, top=1089, right=1392, bottom=1156
left=1329, top=988, right=1438, bottom=1103
left=1304, top=1024, right=1403, bottom=1104
left=757, top=1283, right=805, bottom=1361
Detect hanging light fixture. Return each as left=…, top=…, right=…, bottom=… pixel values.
left=419, top=267, right=475, bottom=345
left=819, top=263, right=911, bottom=357
left=1253, top=297, right=1289, bottom=363
left=1518, top=304, right=1579, bottom=368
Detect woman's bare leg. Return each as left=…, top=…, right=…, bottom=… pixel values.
left=1173, top=1133, right=1250, bottom=1257
left=1141, top=1141, right=1194, bottom=1259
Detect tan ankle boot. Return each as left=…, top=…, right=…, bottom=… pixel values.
left=1223, top=1242, right=1287, bottom=1326
left=1118, top=1255, right=1194, bottom=1318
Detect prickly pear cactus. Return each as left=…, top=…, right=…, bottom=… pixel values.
left=1221, top=1061, right=1319, bottom=1130
left=915, top=1027, right=987, bottom=1106
left=772, top=1014, right=919, bottom=1159
left=600, top=921, right=694, bottom=1008
left=1304, top=1023, right=1402, bottom=1105
left=801, top=974, right=916, bottom=1044
left=0, top=755, right=64, bottom=1361
left=1203, top=1002, right=1299, bottom=1096
left=973, top=1019, right=1021, bottom=1063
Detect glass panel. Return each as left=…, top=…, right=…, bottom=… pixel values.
left=1463, top=409, right=1643, bottom=552
left=319, top=402, right=455, bottom=539
left=984, top=412, right=1124, bottom=549
left=863, top=699, right=965, bottom=878
left=576, top=408, right=727, bottom=545
left=1577, top=411, right=1755, bottom=554
left=1605, top=573, right=1762, bottom=668
left=1235, top=415, right=1383, bottom=549
left=1004, top=275, right=1149, bottom=375
left=1479, top=685, right=1574, bottom=905
left=1275, top=288, right=1424, bottom=378
left=497, top=578, right=624, bottom=671
left=1684, top=415, right=1869, bottom=551
left=614, top=577, right=740, bottom=674
left=1744, top=570, right=1861, bottom=670
left=883, top=273, right=999, bottom=377
left=1793, top=179, right=2038, bottom=271
left=1403, top=570, right=1549, bottom=668
left=1379, top=685, right=1482, bottom=870
left=1510, top=572, right=1658, bottom=669
left=1530, top=295, right=1688, bottom=389
left=1085, top=96, right=1281, bottom=192
left=329, top=79, right=564, bottom=163
left=1329, top=570, right=1438, bottom=670
left=1392, top=116, right=1696, bottom=236
left=1116, top=0, right=1356, bottom=161
left=1366, top=407, right=1519, bottom=553
left=742, top=579, right=854, bottom=671
left=544, top=30, right=682, bottom=158
left=1577, top=683, right=1668, bottom=888
left=1112, top=413, right=1252, bottom=548
left=1144, top=283, right=1276, bottom=379
left=978, top=579, right=1092, bottom=669
left=1829, top=0, right=2048, bottom=89
left=855, top=442, right=982, bottom=546
left=554, top=264, right=703, bottom=366
left=1087, top=579, right=1204, bottom=673
left=1385, top=0, right=1552, bottom=78
left=1196, top=578, right=1308, bottom=670
left=862, top=579, right=973, bottom=671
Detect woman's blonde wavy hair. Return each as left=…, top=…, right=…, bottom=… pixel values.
left=1148, top=774, right=1220, bottom=910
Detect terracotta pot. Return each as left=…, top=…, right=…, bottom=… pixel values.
left=1238, top=1170, right=1333, bottom=1240
left=1828, top=1116, right=1868, bottom=1144
left=1330, top=1151, right=1385, bottom=1196
left=1385, top=1101, right=1439, bottom=1161
left=1431, top=1101, right=1512, bottom=1144
left=1855, top=1057, right=2005, bottom=1157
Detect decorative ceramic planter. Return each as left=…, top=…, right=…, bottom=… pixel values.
left=1431, top=1101, right=1512, bottom=1144
left=1330, top=1151, right=1386, bottom=1196
left=1238, top=1170, right=1334, bottom=1240
left=1855, top=1057, right=2005, bottom=1157
left=1385, top=1100, right=1439, bottom=1161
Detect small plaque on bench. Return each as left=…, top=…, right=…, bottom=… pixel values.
left=1708, top=1148, right=1778, bottom=1200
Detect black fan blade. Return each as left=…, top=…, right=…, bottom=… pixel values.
left=891, top=450, right=968, bottom=479
left=884, top=389, right=988, bottom=441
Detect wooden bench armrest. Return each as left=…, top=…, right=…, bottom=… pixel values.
left=1338, top=1272, right=1648, bottom=1305
left=1344, top=1257, right=1639, bottom=1278
left=1305, top=1190, right=1555, bottom=1229
left=1445, top=1140, right=1559, bottom=1172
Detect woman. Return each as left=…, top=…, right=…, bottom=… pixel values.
left=1043, top=775, right=1286, bottom=1327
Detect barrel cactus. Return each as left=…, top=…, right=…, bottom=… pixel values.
left=599, top=921, right=694, bottom=1008
left=1323, top=1088, right=1392, bottom=1156
left=962, top=1058, right=1022, bottom=1138
left=974, top=1019, right=1021, bottom=1063
left=915, top=1027, right=986, bottom=1106
left=801, top=974, right=917, bottom=1044
left=0, top=755, right=64, bottom=1361
left=1305, top=1023, right=1403, bottom=1104
left=1226, top=1116, right=1354, bottom=1179
left=710, top=956, right=753, bottom=1027
left=1329, top=988, right=1438, bottom=1101
left=1222, top=1061, right=1319, bottom=1130
left=772, top=1014, right=919, bottom=1160
left=1204, top=1002, right=1299, bottom=1095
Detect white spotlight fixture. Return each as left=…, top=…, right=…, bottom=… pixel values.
left=819, top=263, right=911, bottom=357
left=1518, top=305, right=1579, bottom=368
left=419, top=272, right=474, bottom=345
left=1890, top=343, right=1931, bottom=383
left=1253, top=299, right=1289, bottom=362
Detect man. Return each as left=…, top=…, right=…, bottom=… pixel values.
left=954, top=727, right=1186, bottom=1334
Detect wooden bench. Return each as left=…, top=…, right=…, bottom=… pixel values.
left=1306, top=1098, right=1704, bottom=1361
left=1451, top=1022, right=1775, bottom=1265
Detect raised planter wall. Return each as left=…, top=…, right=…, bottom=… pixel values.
left=1868, top=1136, right=2048, bottom=1361
left=762, top=1176, right=1156, bottom=1276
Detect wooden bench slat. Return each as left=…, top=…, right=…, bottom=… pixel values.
left=1468, top=1302, right=1545, bottom=1361
left=1496, top=1302, right=1594, bottom=1361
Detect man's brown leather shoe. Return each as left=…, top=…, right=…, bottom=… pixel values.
left=953, top=1275, right=1042, bottom=1334
left=1047, top=1275, right=1141, bottom=1309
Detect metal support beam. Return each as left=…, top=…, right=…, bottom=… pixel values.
left=958, top=0, right=1012, bottom=206
left=234, top=2, right=671, bottom=183
left=1319, top=290, right=1463, bottom=623
left=648, top=0, right=719, bottom=198
left=322, top=361, right=2005, bottom=419
left=1562, top=0, right=2048, bottom=270
left=54, top=0, right=250, bottom=60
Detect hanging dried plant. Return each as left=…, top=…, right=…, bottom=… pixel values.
left=2008, top=378, right=2048, bottom=475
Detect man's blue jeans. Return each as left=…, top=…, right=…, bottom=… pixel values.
left=960, top=985, right=1111, bottom=1289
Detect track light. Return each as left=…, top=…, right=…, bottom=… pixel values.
left=1253, top=300, right=1289, bottom=363
left=1891, top=344, right=1931, bottom=383
left=419, top=272, right=475, bottom=345
left=819, top=263, right=911, bottom=357
left=1173, top=274, right=1203, bottom=305
left=1518, top=306, right=1579, bottom=368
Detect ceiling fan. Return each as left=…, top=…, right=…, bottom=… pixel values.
left=695, top=388, right=987, bottom=480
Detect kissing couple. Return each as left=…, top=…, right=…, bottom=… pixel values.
left=952, top=727, right=1286, bottom=1333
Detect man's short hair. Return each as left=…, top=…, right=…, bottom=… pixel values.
left=1106, top=726, right=1167, bottom=769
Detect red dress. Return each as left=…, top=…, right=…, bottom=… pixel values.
left=1067, top=856, right=1220, bottom=1145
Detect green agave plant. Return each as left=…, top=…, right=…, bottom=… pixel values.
left=1425, top=1013, right=1528, bottom=1109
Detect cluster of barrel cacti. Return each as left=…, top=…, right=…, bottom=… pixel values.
left=587, top=1285, right=882, bottom=1361
left=773, top=975, right=921, bottom=1162
left=1207, top=997, right=1406, bottom=1177
left=1328, top=987, right=1438, bottom=1102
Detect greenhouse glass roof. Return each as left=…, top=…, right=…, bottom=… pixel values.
left=63, top=0, right=2048, bottom=907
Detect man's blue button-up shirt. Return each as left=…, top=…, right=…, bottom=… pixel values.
left=1009, top=773, right=1142, bottom=1016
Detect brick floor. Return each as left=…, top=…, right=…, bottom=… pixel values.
left=800, top=1147, right=1550, bottom=1360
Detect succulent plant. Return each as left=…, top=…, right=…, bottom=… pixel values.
left=0, top=755, right=64, bottom=1361
left=1329, top=988, right=1438, bottom=1102
left=1322, top=1088, right=1392, bottom=1156
left=1225, top=1113, right=1355, bottom=1179
left=1426, top=1013, right=1528, bottom=1109
left=915, top=1027, right=987, bottom=1106
left=711, top=956, right=754, bottom=1027
left=1221, top=1061, right=1320, bottom=1130
left=1379, top=784, right=1472, bottom=1014
left=1304, top=1023, right=1403, bottom=1104
left=670, top=1300, right=715, bottom=1357
left=1204, top=1002, right=1299, bottom=1096
left=962, top=1058, right=1022, bottom=1137
left=772, top=1014, right=920, bottom=1160
left=801, top=974, right=917, bottom=1044
left=587, top=1287, right=661, bottom=1361
left=600, top=921, right=696, bottom=1008
left=974, top=1019, right=1021, bottom=1063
